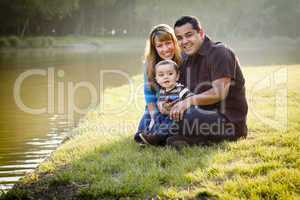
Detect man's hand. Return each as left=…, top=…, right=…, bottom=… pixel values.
left=169, top=98, right=192, bottom=121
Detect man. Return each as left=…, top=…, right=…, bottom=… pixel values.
left=164, top=16, right=248, bottom=146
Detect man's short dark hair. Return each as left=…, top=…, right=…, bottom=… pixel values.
left=174, top=16, right=202, bottom=31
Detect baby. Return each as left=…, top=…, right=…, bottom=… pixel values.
left=139, top=60, right=193, bottom=145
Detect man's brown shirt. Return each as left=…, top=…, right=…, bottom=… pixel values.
left=179, top=36, right=248, bottom=135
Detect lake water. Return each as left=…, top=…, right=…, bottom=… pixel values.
left=0, top=47, right=143, bottom=190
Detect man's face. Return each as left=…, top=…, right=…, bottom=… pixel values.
left=175, top=23, right=204, bottom=55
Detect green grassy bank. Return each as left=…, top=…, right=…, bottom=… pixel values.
left=1, top=65, right=300, bottom=199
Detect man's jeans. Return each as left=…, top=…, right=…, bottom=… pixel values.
left=174, top=106, right=242, bottom=143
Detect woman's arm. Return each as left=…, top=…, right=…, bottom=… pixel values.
left=143, top=64, right=158, bottom=116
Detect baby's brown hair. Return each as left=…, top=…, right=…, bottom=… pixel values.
left=154, top=59, right=180, bottom=74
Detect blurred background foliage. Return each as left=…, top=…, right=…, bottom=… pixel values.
left=0, top=0, right=299, bottom=39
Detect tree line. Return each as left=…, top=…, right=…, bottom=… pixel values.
left=0, top=0, right=299, bottom=39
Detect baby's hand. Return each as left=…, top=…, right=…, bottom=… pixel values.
left=157, top=101, right=168, bottom=114
left=163, top=101, right=176, bottom=112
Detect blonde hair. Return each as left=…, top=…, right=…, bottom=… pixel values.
left=144, top=24, right=182, bottom=91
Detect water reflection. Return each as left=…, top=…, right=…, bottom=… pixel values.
left=0, top=113, right=71, bottom=190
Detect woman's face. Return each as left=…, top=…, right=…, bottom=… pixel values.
left=154, top=37, right=175, bottom=60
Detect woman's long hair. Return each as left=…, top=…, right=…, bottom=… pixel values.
left=144, top=24, right=182, bottom=91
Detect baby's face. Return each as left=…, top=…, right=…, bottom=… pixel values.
left=155, top=64, right=179, bottom=90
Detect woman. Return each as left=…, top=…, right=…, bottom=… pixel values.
left=134, top=24, right=182, bottom=145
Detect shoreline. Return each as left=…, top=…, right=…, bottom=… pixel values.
left=0, top=36, right=145, bottom=52
left=1, top=36, right=300, bottom=67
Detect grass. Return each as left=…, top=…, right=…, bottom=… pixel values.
left=1, top=65, right=300, bottom=199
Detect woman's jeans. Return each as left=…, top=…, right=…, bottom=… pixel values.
left=134, top=110, right=175, bottom=141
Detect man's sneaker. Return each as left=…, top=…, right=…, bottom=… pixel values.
left=139, top=133, right=164, bottom=146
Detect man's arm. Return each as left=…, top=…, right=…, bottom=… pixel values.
left=169, top=77, right=231, bottom=121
